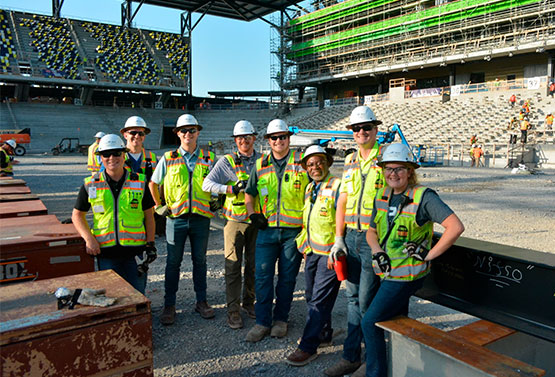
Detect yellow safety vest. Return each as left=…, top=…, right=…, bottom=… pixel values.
left=0, top=146, right=13, bottom=175
left=87, top=141, right=100, bottom=172
left=255, top=151, right=308, bottom=228
left=124, top=149, right=157, bottom=181
left=343, top=143, right=384, bottom=231
left=163, top=148, right=214, bottom=218
left=296, top=174, right=341, bottom=255
left=84, top=171, right=147, bottom=247
left=222, top=153, right=259, bottom=222
left=374, top=186, right=433, bottom=281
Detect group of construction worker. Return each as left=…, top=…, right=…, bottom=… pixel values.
left=74, top=105, right=464, bottom=377
left=0, top=139, right=19, bottom=177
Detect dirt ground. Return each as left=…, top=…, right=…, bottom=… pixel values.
left=13, top=154, right=555, bottom=376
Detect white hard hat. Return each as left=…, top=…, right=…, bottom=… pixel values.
left=348, top=105, right=382, bottom=128
left=5, top=139, right=16, bottom=149
left=94, top=131, right=106, bottom=139
left=120, top=116, right=151, bottom=135
left=379, top=143, right=418, bottom=168
left=174, top=114, right=202, bottom=132
left=264, top=119, right=292, bottom=138
left=301, top=144, right=333, bottom=169
left=232, top=120, right=257, bottom=137
left=96, top=134, right=128, bottom=154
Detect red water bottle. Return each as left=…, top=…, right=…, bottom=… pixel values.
left=334, top=251, right=348, bottom=281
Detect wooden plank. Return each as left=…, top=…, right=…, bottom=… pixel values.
left=377, top=316, right=545, bottom=377
left=0, top=199, right=47, bottom=218
left=0, top=185, right=31, bottom=194
left=0, top=193, right=39, bottom=202
left=0, top=179, right=26, bottom=186
left=449, top=320, right=516, bottom=346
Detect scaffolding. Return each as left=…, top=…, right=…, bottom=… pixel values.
left=284, top=0, right=555, bottom=87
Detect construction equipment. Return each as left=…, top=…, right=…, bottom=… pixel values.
left=0, top=128, right=30, bottom=156
left=51, top=138, right=89, bottom=156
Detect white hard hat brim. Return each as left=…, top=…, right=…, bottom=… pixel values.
left=263, top=130, right=293, bottom=139
left=120, top=126, right=151, bottom=135
left=95, top=147, right=128, bottom=155
left=378, top=160, right=419, bottom=169
left=346, top=119, right=382, bottom=129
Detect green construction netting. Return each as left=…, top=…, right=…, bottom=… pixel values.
left=288, top=0, right=540, bottom=59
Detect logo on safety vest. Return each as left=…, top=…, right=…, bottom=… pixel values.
left=397, top=225, right=408, bottom=239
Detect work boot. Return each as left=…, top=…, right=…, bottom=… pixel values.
left=160, top=305, right=175, bottom=326
left=245, top=324, right=270, bottom=342
left=270, top=320, right=288, bottom=338
left=242, top=304, right=256, bottom=319
left=285, top=348, right=318, bottom=367
left=195, top=301, right=215, bottom=319
left=351, top=363, right=367, bottom=377
left=227, top=311, right=243, bottom=329
left=323, top=358, right=361, bottom=377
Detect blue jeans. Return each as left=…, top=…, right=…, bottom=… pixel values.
left=342, top=228, right=380, bottom=363
left=299, top=252, right=341, bottom=354
left=254, top=227, right=302, bottom=328
left=97, top=255, right=142, bottom=293
left=362, top=278, right=424, bottom=377
left=164, top=215, right=211, bottom=307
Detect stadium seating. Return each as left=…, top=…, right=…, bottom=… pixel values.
left=0, top=9, right=16, bottom=73
left=148, top=31, right=189, bottom=82
left=20, top=14, right=81, bottom=79
left=81, top=22, right=159, bottom=85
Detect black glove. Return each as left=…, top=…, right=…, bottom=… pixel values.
left=145, top=242, right=157, bottom=264
left=232, top=180, right=248, bottom=195
left=372, top=252, right=392, bottom=276
left=249, top=213, right=268, bottom=230
left=403, top=242, right=429, bottom=261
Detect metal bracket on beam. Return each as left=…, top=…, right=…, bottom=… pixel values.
left=121, top=0, right=145, bottom=28
left=52, top=0, right=65, bottom=18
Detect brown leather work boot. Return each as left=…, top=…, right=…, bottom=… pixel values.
left=195, top=301, right=215, bottom=319
left=160, top=305, right=176, bottom=326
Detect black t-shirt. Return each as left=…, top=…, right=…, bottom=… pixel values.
left=74, top=171, right=155, bottom=258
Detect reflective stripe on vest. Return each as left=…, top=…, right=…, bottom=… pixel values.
left=222, top=153, right=259, bottom=222
left=374, top=186, right=433, bottom=281
left=87, top=142, right=100, bottom=172
left=255, top=151, right=308, bottom=228
left=163, top=149, right=214, bottom=218
left=84, top=171, right=147, bottom=247
left=343, top=143, right=384, bottom=231
left=296, top=174, right=341, bottom=255
left=0, top=146, right=13, bottom=174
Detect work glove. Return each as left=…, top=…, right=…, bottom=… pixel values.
left=403, top=242, right=429, bottom=261
left=249, top=213, right=268, bottom=230
left=138, top=242, right=157, bottom=277
left=328, top=236, right=347, bottom=264
left=55, top=287, right=117, bottom=309
left=155, top=204, right=170, bottom=217
left=232, top=180, right=248, bottom=195
left=372, top=252, right=392, bottom=277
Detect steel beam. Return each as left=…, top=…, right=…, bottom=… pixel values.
left=416, top=235, right=555, bottom=342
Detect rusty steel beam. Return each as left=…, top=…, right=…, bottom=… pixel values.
left=416, top=235, right=555, bottom=343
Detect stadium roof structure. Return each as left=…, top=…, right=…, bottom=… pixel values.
left=208, top=90, right=281, bottom=97
left=126, top=0, right=303, bottom=22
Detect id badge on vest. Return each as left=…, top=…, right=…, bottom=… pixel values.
left=89, top=186, right=97, bottom=199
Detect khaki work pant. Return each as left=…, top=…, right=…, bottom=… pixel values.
left=224, top=220, right=257, bottom=313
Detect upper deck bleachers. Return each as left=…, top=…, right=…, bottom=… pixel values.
left=0, top=9, right=16, bottom=73
left=19, top=14, right=81, bottom=79
left=147, top=31, right=189, bottom=83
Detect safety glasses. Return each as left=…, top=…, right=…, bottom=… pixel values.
left=269, top=134, right=288, bottom=141
left=179, top=128, right=198, bottom=135
left=235, top=135, right=253, bottom=141
left=127, top=130, right=145, bottom=137
left=384, top=166, right=409, bottom=175
left=100, top=151, right=123, bottom=158
left=351, top=124, right=376, bottom=133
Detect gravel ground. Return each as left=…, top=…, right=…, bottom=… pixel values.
left=14, top=153, right=555, bottom=377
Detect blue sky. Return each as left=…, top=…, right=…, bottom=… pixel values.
left=0, top=0, right=273, bottom=97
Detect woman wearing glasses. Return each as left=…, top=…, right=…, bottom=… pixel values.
left=362, top=143, right=464, bottom=377
left=72, top=134, right=156, bottom=293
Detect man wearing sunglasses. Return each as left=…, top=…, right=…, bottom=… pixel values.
left=72, top=134, right=156, bottom=294
left=243, top=119, right=309, bottom=342
left=120, top=116, right=158, bottom=293
left=149, top=114, right=216, bottom=325
left=325, top=105, right=384, bottom=377
left=202, top=120, right=261, bottom=329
